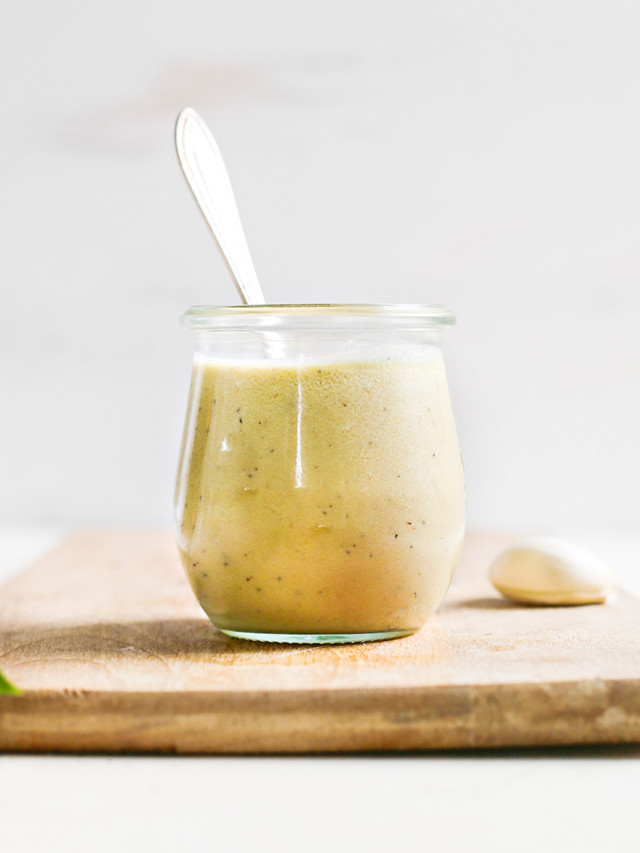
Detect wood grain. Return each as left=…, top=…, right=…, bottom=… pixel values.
left=0, top=531, right=639, bottom=753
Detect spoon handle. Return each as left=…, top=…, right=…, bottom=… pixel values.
left=175, top=108, right=266, bottom=305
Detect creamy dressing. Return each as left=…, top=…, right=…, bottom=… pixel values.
left=175, top=354, right=465, bottom=636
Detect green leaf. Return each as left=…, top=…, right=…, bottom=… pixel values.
left=0, top=667, right=20, bottom=696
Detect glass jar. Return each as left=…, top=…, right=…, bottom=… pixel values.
left=174, top=304, right=465, bottom=644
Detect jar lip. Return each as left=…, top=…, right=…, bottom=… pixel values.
left=181, top=303, right=455, bottom=328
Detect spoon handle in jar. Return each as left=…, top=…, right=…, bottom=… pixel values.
left=175, top=108, right=266, bottom=306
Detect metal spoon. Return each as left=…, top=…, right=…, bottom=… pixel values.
left=175, top=108, right=266, bottom=305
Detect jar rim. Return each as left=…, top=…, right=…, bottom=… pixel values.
left=181, top=303, right=455, bottom=329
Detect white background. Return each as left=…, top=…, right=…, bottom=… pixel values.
left=1, top=1, right=639, bottom=533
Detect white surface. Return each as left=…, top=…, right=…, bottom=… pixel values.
left=1, top=1, right=639, bottom=532
left=1, top=529, right=640, bottom=853
left=2, top=752, right=640, bottom=853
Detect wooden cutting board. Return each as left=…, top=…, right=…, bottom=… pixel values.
left=1, top=531, right=639, bottom=753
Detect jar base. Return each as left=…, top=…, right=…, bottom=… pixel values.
left=218, top=628, right=414, bottom=645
